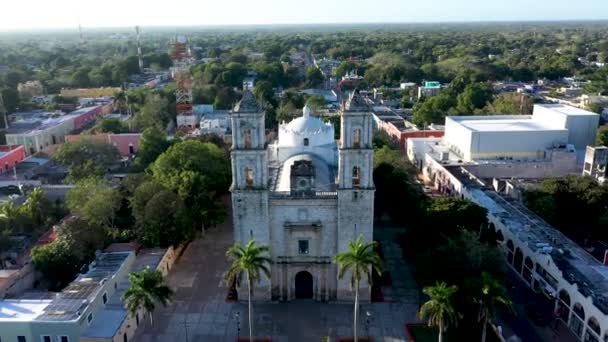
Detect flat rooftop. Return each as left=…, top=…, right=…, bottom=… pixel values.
left=456, top=118, right=564, bottom=132
left=83, top=248, right=166, bottom=339
left=0, top=299, right=51, bottom=321
left=460, top=174, right=608, bottom=315
left=6, top=106, right=99, bottom=135
left=536, top=103, right=598, bottom=116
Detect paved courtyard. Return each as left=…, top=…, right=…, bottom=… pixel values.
left=133, top=217, right=419, bottom=342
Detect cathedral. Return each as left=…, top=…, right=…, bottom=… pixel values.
left=229, top=91, right=374, bottom=301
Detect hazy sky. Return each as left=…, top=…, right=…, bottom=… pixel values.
left=1, top=0, right=608, bottom=31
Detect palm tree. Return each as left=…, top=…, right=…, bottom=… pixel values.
left=476, top=272, right=512, bottom=342
left=335, top=235, right=383, bottom=342
left=123, top=266, right=173, bottom=327
left=418, top=281, right=460, bottom=342
left=225, top=240, right=271, bottom=342
left=25, top=187, right=47, bottom=227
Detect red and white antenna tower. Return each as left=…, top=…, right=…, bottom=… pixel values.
left=171, top=36, right=194, bottom=128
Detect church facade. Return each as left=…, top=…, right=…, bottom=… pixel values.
left=230, top=91, right=374, bottom=301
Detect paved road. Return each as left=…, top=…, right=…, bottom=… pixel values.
left=133, top=214, right=419, bottom=342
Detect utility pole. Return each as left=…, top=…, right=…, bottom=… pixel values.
left=135, top=26, right=144, bottom=73
left=0, top=93, right=8, bottom=129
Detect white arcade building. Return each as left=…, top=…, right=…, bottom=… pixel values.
left=230, top=91, right=375, bottom=301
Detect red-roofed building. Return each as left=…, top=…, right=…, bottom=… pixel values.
left=0, top=145, right=26, bottom=175
left=65, top=133, right=142, bottom=157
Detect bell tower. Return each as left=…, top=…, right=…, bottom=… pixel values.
left=336, top=91, right=375, bottom=301
left=230, top=91, right=271, bottom=300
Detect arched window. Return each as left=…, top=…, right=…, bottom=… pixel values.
left=513, top=248, right=524, bottom=273
left=303, top=138, right=309, bottom=146
left=353, top=128, right=362, bottom=148
left=243, top=128, right=252, bottom=148
left=245, top=168, right=254, bottom=187
left=523, top=256, right=534, bottom=284
left=588, top=317, right=601, bottom=336
left=574, top=303, right=585, bottom=319
left=557, top=289, right=571, bottom=321
left=352, top=167, right=361, bottom=188
left=570, top=303, right=586, bottom=337
left=496, top=230, right=504, bottom=242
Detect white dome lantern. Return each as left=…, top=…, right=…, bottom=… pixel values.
left=275, top=105, right=337, bottom=165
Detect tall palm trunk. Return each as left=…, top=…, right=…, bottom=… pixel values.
left=480, top=316, right=488, bottom=342
left=354, top=279, right=359, bottom=342
left=247, top=272, right=253, bottom=342
left=149, top=311, right=154, bottom=327
left=438, top=324, right=443, bottom=342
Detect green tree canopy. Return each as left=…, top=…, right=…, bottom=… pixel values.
left=150, top=140, right=230, bottom=229
left=96, top=118, right=128, bottom=134
left=129, top=180, right=189, bottom=247
left=54, top=139, right=120, bottom=183
left=66, top=178, right=122, bottom=231
left=135, top=126, right=172, bottom=170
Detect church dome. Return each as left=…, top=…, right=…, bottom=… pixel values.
left=284, top=105, right=332, bottom=134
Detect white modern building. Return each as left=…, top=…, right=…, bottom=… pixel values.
left=0, top=247, right=178, bottom=342
left=444, top=115, right=570, bottom=162
left=444, top=104, right=599, bottom=162
left=230, top=91, right=374, bottom=301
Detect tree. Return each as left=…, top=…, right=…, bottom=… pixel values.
left=132, top=94, right=171, bottom=131
left=483, top=93, right=532, bottom=115
left=23, top=187, right=52, bottom=229
left=426, top=198, right=488, bottom=236
left=412, top=93, right=455, bottom=126
left=253, top=80, right=274, bottom=106
left=455, top=82, right=494, bottom=114
left=419, top=282, right=460, bottom=342
left=129, top=180, right=188, bottom=247
left=97, top=118, right=128, bottom=134
left=135, top=126, right=171, bottom=170
left=150, top=140, right=230, bottom=231
left=54, top=139, right=120, bottom=183
left=597, top=126, right=608, bottom=146
left=58, top=216, right=106, bottom=261
left=66, top=178, right=122, bottom=231
left=305, top=67, right=324, bottom=88
left=123, top=266, right=174, bottom=326
left=335, top=235, right=383, bottom=342
left=31, top=238, right=83, bottom=290
left=224, top=240, right=271, bottom=342
left=1, top=87, right=20, bottom=113
left=214, top=87, right=238, bottom=109
left=305, top=95, right=326, bottom=111
left=70, top=68, right=92, bottom=88
left=476, top=272, right=512, bottom=342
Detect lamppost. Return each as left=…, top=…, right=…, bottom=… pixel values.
left=235, top=311, right=241, bottom=339
left=365, top=311, right=372, bottom=338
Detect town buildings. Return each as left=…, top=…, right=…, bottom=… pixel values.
left=426, top=165, right=608, bottom=342
left=583, top=146, right=608, bottom=184
left=0, top=246, right=181, bottom=342
left=407, top=104, right=599, bottom=180
left=417, top=81, right=442, bottom=99
left=64, top=133, right=142, bottom=158
left=230, top=91, right=374, bottom=301
left=6, top=107, right=104, bottom=156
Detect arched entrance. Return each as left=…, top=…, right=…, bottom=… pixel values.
left=295, top=271, right=313, bottom=299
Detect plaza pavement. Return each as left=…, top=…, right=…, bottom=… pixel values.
left=132, top=217, right=420, bottom=342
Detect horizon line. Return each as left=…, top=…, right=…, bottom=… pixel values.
left=2, top=18, right=608, bottom=33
